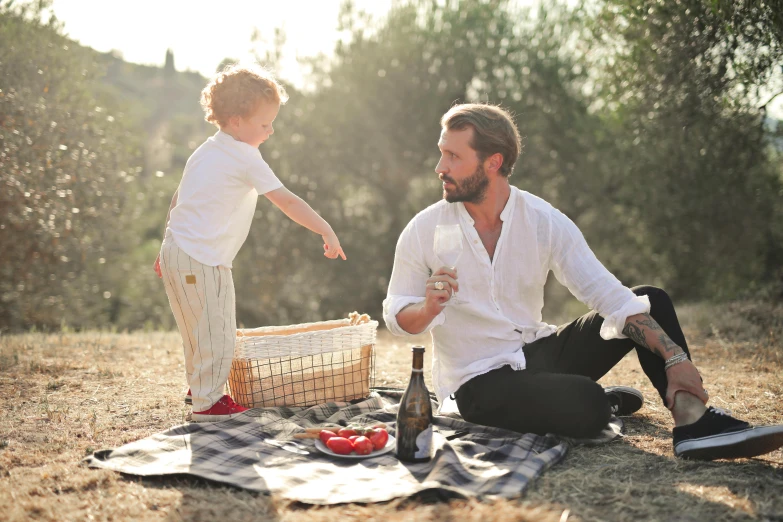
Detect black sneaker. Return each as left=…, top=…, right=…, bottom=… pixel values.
left=673, top=407, right=783, bottom=460
left=604, top=386, right=644, bottom=416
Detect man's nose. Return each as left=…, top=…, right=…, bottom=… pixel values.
left=435, top=158, right=446, bottom=174
left=268, top=125, right=274, bottom=135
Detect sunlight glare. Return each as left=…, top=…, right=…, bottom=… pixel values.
left=50, top=0, right=394, bottom=84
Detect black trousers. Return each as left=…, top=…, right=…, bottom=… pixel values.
left=454, top=286, right=690, bottom=438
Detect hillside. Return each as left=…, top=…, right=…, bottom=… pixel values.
left=95, top=49, right=215, bottom=177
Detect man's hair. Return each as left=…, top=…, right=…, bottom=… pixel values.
left=200, top=63, right=288, bottom=128
left=440, top=103, right=522, bottom=177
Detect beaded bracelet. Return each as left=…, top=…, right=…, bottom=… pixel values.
left=664, top=352, right=689, bottom=370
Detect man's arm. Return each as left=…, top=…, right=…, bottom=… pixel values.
left=622, top=313, right=683, bottom=360
left=622, top=312, right=708, bottom=407
left=394, top=267, right=457, bottom=334
left=383, top=217, right=458, bottom=336
left=549, top=209, right=650, bottom=333
left=547, top=210, right=707, bottom=408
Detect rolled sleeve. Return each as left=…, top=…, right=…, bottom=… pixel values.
left=382, top=217, right=445, bottom=337
left=382, top=295, right=446, bottom=337
left=599, top=294, right=651, bottom=340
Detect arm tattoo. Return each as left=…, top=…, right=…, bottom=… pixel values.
left=623, top=313, right=682, bottom=359
left=622, top=322, right=650, bottom=349
left=657, top=333, right=681, bottom=358
left=637, top=316, right=661, bottom=331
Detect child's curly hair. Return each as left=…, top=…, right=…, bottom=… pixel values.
left=200, top=63, right=288, bottom=128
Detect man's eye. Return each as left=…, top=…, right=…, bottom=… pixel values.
left=451, top=153, right=457, bottom=159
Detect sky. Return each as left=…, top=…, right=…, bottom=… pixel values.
left=50, top=0, right=782, bottom=117
left=49, top=0, right=396, bottom=87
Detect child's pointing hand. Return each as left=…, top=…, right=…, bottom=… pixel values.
left=322, top=232, right=347, bottom=260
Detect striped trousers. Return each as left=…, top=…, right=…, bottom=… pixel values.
left=159, top=232, right=236, bottom=412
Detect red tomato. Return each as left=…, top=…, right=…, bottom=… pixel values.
left=363, top=428, right=377, bottom=438
left=348, top=435, right=361, bottom=443
left=352, top=436, right=373, bottom=455
left=326, top=436, right=354, bottom=455
left=337, top=428, right=358, bottom=438
left=369, top=428, right=389, bottom=451
left=319, top=430, right=337, bottom=445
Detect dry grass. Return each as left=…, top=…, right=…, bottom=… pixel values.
left=1, top=302, right=781, bottom=522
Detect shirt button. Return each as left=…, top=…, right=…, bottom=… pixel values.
left=473, top=240, right=478, bottom=244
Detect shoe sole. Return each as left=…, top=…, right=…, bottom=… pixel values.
left=604, top=386, right=644, bottom=416
left=191, top=411, right=247, bottom=423
left=675, top=425, right=783, bottom=460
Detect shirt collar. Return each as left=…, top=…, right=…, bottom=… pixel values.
left=499, top=188, right=516, bottom=221
left=214, top=129, right=234, bottom=144
left=456, top=202, right=472, bottom=224
left=213, top=130, right=258, bottom=153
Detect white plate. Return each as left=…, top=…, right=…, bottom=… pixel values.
left=314, top=435, right=396, bottom=459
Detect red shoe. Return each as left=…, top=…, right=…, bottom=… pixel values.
left=185, top=389, right=192, bottom=405
left=191, top=394, right=248, bottom=423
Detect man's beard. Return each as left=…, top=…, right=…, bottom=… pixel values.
left=442, top=163, right=489, bottom=204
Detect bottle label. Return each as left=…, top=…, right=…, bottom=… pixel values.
left=413, top=425, right=433, bottom=459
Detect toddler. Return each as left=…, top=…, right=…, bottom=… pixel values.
left=153, top=64, right=346, bottom=422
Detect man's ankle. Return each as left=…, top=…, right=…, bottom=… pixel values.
left=671, top=391, right=708, bottom=427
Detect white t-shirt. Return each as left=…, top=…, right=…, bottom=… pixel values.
left=167, top=130, right=283, bottom=268
left=382, top=187, right=650, bottom=405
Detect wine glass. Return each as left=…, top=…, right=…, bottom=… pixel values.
left=433, top=224, right=463, bottom=303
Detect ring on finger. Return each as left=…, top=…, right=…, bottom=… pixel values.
left=434, top=281, right=444, bottom=291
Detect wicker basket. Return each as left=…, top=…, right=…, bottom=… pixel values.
left=228, top=318, right=377, bottom=408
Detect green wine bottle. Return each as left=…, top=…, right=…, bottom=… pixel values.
left=395, top=346, right=433, bottom=462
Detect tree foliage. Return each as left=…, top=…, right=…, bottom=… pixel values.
left=2, top=0, right=781, bottom=332
left=0, top=1, right=143, bottom=329
left=587, top=0, right=783, bottom=298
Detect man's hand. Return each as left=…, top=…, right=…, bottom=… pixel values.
left=153, top=253, right=162, bottom=278
left=665, top=360, right=708, bottom=409
left=322, top=232, right=347, bottom=260
left=395, top=266, right=459, bottom=335
left=423, top=267, right=458, bottom=314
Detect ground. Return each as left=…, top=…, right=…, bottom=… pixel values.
left=1, top=301, right=781, bottom=521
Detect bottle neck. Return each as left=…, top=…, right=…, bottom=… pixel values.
left=409, top=351, right=425, bottom=383
left=411, top=351, right=424, bottom=371
left=411, top=352, right=424, bottom=375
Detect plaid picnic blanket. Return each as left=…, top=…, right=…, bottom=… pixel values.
left=83, top=389, right=614, bottom=504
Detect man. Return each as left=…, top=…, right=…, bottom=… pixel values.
left=383, top=103, right=783, bottom=460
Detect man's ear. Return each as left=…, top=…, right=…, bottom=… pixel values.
left=486, top=153, right=504, bottom=175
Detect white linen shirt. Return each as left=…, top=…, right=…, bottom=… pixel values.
left=382, top=187, right=650, bottom=405
left=167, top=130, right=283, bottom=268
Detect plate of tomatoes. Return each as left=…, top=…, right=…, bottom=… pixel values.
left=314, top=426, right=394, bottom=459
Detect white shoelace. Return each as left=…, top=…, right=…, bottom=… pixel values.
left=711, top=407, right=732, bottom=416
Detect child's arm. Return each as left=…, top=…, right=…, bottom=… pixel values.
left=264, top=187, right=347, bottom=260
left=153, top=189, right=179, bottom=278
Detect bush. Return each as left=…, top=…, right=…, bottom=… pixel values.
left=0, top=1, right=143, bottom=330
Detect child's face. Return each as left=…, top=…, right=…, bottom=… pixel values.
left=230, top=101, right=280, bottom=148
